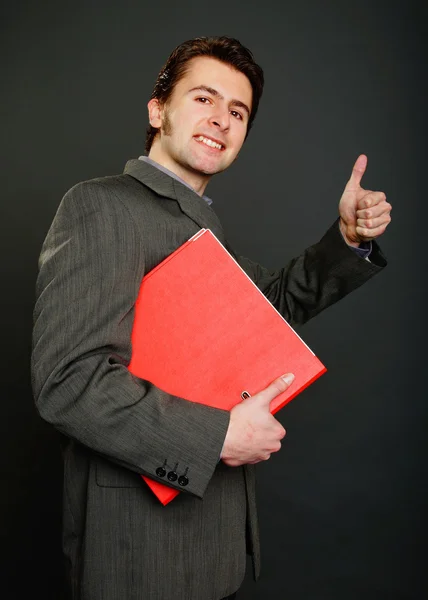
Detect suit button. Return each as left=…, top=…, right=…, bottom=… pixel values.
left=156, top=467, right=166, bottom=477
left=178, top=475, right=189, bottom=487
left=167, top=471, right=177, bottom=482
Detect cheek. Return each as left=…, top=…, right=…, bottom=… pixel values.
left=229, top=128, right=246, bottom=154
left=185, top=103, right=206, bottom=124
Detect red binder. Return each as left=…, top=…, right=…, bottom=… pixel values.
left=128, top=229, right=326, bottom=505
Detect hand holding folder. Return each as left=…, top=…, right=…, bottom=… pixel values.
left=220, top=372, right=295, bottom=467
left=128, top=229, right=327, bottom=505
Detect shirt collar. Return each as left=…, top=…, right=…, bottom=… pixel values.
left=138, top=155, right=213, bottom=205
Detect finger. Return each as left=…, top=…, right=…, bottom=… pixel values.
left=256, top=373, right=295, bottom=405
left=356, top=201, right=392, bottom=220
left=278, top=425, right=286, bottom=440
left=356, top=221, right=390, bottom=240
left=357, top=213, right=391, bottom=230
left=357, top=191, right=387, bottom=210
left=344, top=154, right=368, bottom=192
left=248, top=454, right=271, bottom=464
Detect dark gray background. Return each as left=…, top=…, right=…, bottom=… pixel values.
left=1, top=0, right=427, bottom=598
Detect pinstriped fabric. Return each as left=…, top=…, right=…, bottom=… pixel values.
left=32, top=159, right=385, bottom=599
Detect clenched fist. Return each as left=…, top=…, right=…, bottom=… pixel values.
left=339, top=154, right=392, bottom=246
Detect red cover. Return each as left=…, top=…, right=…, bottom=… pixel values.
left=128, top=229, right=326, bottom=505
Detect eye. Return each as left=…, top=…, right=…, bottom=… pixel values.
left=196, top=97, right=211, bottom=104
left=230, top=110, right=243, bottom=120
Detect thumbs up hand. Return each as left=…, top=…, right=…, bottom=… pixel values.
left=338, top=155, right=392, bottom=246
left=220, top=373, right=294, bottom=467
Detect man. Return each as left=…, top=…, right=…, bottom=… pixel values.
left=31, top=37, right=391, bottom=600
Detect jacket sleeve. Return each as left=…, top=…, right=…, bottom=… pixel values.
left=234, top=220, right=387, bottom=327
left=31, top=181, right=229, bottom=499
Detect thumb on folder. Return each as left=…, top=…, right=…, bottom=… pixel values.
left=253, top=372, right=295, bottom=407
left=220, top=373, right=295, bottom=467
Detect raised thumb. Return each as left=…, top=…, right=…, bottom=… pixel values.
left=344, top=154, right=367, bottom=191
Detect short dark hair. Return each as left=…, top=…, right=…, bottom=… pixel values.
left=145, top=36, right=264, bottom=153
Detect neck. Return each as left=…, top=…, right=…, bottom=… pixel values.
left=148, top=145, right=210, bottom=196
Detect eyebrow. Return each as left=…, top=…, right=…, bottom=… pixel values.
left=188, top=85, right=250, bottom=117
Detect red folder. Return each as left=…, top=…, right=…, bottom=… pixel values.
left=128, top=229, right=326, bottom=505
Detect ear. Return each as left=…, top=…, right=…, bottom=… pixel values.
left=148, top=98, right=162, bottom=128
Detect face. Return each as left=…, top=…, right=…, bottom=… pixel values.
left=148, top=56, right=253, bottom=187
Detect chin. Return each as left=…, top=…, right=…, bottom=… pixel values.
left=190, top=158, right=229, bottom=176
left=197, top=166, right=222, bottom=176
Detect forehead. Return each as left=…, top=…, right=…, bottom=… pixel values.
left=174, top=56, right=253, bottom=109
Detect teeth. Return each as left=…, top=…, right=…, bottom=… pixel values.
left=196, top=136, right=223, bottom=150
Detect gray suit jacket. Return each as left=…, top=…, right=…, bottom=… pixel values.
left=31, top=159, right=386, bottom=600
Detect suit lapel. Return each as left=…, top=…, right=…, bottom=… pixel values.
left=123, top=159, right=224, bottom=238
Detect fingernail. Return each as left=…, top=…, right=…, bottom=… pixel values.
left=281, top=373, right=295, bottom=384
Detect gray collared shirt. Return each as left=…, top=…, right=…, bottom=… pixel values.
left=138, top=155, right=213, bottom=206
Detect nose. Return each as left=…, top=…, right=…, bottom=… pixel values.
left=209, top=106, right=230, bottom=132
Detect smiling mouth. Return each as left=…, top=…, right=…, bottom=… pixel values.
left=193, top=135, right=225, bottom=151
